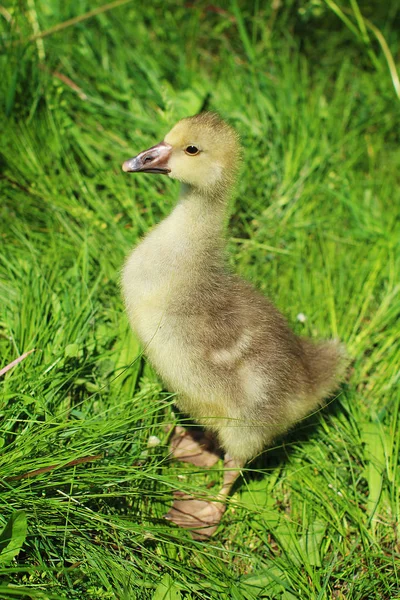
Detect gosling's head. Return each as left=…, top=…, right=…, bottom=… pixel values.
left=122, top=112, right=241, bottom=193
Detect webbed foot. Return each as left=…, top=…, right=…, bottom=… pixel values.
left=170, top=426, right=221, bottom=467
left=165, top=491, right=225, bottom=539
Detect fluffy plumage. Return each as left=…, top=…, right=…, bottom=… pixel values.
left=122, top=112, right=346, bottom=465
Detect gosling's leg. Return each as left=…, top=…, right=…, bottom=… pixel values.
left=165, top=454, right=243, bottom=539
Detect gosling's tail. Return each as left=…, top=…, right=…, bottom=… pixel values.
left=301, top=338, right=349, bottom=402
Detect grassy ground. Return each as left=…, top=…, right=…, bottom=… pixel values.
left=1, top=1, right=399, bottom=598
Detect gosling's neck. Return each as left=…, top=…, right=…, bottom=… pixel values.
left=143, top=180, right=232, bottom=280
left=172, top=181, right=231, bottom=243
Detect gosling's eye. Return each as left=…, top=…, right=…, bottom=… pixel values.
left=185, top=145, right=200, bottom=156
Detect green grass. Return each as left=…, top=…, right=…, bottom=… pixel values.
left=1, top=1, right=399, bottom=598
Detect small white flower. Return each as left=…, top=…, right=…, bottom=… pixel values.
left=147, top=435, right=161, bottom=448
left=296, top=312, right=307, bottom=323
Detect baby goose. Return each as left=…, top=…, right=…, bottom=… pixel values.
left=122, top=112, right=346, bottom=538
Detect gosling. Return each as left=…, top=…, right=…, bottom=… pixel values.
left=121, top=112, right=346, bottom=538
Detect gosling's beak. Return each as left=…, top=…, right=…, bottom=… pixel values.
left=122, top=141, right=172, bottom=174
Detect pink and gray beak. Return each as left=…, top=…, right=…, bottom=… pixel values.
left=122, top=141, right=172, bottom=174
